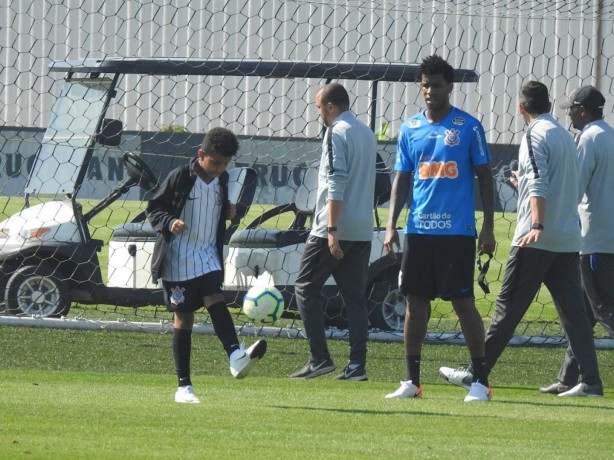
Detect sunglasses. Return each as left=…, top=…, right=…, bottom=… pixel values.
left=477, top=254, right=493, bottom=294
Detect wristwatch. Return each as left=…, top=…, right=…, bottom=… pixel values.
left=326, top=226, right=338, bottom=233
left=531, top=222, right=544, bottom=231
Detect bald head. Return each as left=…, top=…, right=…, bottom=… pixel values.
left=318, top=83, right=350, bottom=111
left=316, top=83, right=351, bottom=126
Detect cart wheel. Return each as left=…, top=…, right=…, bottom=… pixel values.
left=367, top=273, right=406, bottom=332
left=5, top=264, right=71, bottom=317
left=0, top=262, right=18, bottom=309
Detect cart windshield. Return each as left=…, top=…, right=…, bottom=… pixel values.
left=24, top=77, right=113, bottom=197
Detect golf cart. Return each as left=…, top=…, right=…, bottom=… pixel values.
left=0, top=58, right=478, bottom=331
left=0, top=66, right=256, bottom=317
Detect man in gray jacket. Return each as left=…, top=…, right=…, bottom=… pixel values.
left=540, top=85, right=614, bottom=395
left=440, top=81, right=603, bottom=397
left=290, top=83, right=377, bottom=381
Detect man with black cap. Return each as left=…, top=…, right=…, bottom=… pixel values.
left=539, top=85, right=614, bottom=395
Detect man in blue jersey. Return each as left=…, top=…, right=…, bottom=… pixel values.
left=383, top=55, right=496, bottom=402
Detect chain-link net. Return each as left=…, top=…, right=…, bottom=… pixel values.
left=1, top=0, right=613, bottom=344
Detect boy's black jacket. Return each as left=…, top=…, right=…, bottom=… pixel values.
left=146, top=157, right=229, bottom=282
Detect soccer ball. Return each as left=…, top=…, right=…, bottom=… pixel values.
left=242, top=286, right=285, bottom=324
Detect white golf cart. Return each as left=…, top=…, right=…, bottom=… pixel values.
left=0, top=63, right=256, bottom=317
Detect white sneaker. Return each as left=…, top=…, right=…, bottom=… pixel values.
left=558, top=382, right=603, bottom=398
left=175, top=385, right=200, bottom=404
left=385, top=380, right=423, bottom=399
left=229, top=339, right=268, bottom=379
left=439, top=366, right=473, bottom=390
left=464, top=382, right=492, bottom=402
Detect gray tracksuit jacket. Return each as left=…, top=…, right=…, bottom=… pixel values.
left=513, top=113, right=581, bottom=252
left=311, top=110, right=377, bottom=241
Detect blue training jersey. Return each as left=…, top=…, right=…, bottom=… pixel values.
left=394, top=107, right=491, bottom=236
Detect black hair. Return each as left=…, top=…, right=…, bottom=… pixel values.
left=201, top=127, right=239, bottom=157
left=418, top=55, right=455, bottom=83
left=319, top=83, right=350, bottom=110
left=520, top=81, right=550, bottom=115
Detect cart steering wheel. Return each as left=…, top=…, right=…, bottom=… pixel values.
left=123, top=152, right=158, bottom=191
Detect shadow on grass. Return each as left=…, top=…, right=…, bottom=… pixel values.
left=271, top=404, right=502, bottom=417
left=493, top=397, right=614, bottom=411
left=486, top=385, right=614, bottom=410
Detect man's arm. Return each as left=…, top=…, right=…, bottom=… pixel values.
left=323, top=124, right=350, bottom=259
left=326, top=198, right=343, bottom=259
left=516, top=196, right=546, bottom=247
left=327, top=199, right=342, bottom=229
left=517, top=127, right=549, bottom=247
left=577, top=134, right=596, bottom=201
left=475, top=163, right=496, bottom=255
left=383, top=171, right=412, bottom=258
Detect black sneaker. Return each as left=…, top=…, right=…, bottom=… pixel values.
left=334, top=365, right=368, bottom=381
left=290, top=358, right=336, bottom=379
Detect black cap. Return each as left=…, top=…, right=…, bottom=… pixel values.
left=560, top=85, right=606, bottom=109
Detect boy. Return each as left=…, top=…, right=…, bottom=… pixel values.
left=147, top=127, right=266, bottom=404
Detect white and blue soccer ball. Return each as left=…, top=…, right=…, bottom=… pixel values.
left=242, top=286, right=285, bottom=324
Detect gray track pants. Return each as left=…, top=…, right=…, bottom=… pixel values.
left=295, top=235, right=371, bottom=366
left=484, top=246, right=601, bottom=385
left=557, top=253, right=614, bottom=385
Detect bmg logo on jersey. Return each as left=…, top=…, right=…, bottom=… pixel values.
left=419, top=160, right=458, bottom=179
left=416, top=211, right=452, bottom=230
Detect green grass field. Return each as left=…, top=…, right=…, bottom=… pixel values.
left=1, top=326, right=613, bottom=459
left=2, top=195, right=611, bottom=458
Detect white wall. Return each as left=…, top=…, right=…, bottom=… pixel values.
left=2, top=0, right=614, bottom=144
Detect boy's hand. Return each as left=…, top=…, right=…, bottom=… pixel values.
left=170, top=219, right=188, bottom=235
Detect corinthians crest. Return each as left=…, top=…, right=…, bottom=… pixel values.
left=170, top=286, right=186, bottom=305
left=444, top=128, right=461, bottom=146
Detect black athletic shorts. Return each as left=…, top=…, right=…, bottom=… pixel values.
left=162, top=271, right=223, bottom=312
left=399, top=234, right=476, bottom=300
